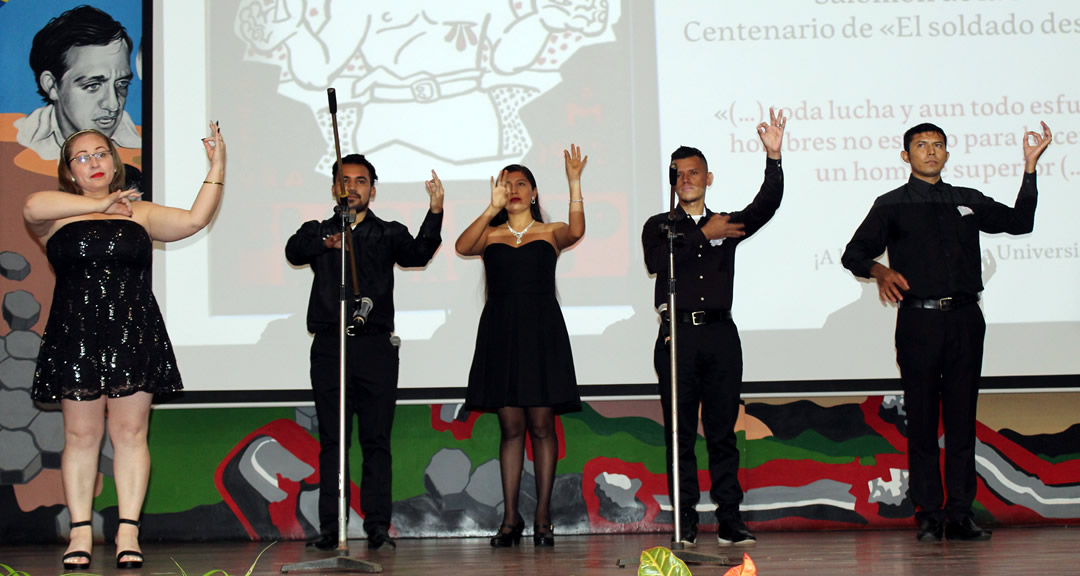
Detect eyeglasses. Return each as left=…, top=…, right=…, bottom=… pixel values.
left=69, top=151, right=110, bottom=165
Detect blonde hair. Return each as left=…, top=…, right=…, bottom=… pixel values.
left=57, top=129, right=126, bottom=195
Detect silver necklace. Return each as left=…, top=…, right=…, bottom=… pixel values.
left=506, top=220, right=536, bottom=244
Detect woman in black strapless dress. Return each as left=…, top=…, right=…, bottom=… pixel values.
left=455, top=145, right=586, bottom=548
left=22, top=124, right=225, bottom=571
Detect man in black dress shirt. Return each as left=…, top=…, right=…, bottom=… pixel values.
left=842, top=122, right=1052, bottom=542
left=286, top=154, right=444, bottom=550
left=642, top=108, right=787, bottom=546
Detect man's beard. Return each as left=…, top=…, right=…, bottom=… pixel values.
left=346, top=195, right=368, bottom=213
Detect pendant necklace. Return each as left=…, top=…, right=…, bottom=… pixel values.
left=506, top=220, right=536, bottom=245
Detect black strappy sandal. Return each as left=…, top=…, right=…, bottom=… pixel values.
left=115, top=518, right=144, bottom=569
left=62, top=520, right=93, bottom=570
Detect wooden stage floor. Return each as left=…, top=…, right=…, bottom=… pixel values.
left=2, top=526, right=1077, bottom=575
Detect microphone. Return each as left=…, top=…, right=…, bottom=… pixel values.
left=327, top=88, right=337, bottom=114
left=668, top=162, right=678, bottom=221
left=352, top=297, right=373, bottom=325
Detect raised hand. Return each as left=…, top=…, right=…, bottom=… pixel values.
left=425, top=170, right=445, bottom=213
left=490, top=170, right=510, bottom=210
left=202, top=121, right=225, bottom=166
left=1023, top=121, right=1052, bottom=172
left=757, top=107, right=786, bottom=159
left=564, top=143, right=588, bottom=184
left=101, top=189, right=142, bottom=217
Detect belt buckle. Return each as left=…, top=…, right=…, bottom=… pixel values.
left=410, top=78, right=439, bottom=102
left=938, top=297, right=953, bottom=311
left=691, top=311, right=706, bottom=326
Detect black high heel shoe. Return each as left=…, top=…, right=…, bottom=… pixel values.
left=115, top=518, right=144, bottom=569
left=534, top=523, right=555, bottom=547
left=62, top=520, right=93, bottom=570
left=490, top=517, right=525, bottom=547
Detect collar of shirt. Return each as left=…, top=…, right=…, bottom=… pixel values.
left=682, top=206, right=726, bottom=246
left=906, top=174, right=951, bottom=199
left=346, top=209, right=379, bottom=230
left=673, top=204, right=713, bottom=222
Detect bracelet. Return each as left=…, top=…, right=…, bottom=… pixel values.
left=569, top=199, right=583, bottom=204
left=203, top=180, right=224, bottom=186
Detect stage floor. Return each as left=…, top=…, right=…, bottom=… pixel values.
left=2, top=526, right=1077, bottom=575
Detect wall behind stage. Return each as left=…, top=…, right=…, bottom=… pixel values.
left=2, top=393, right=1079, bottom=544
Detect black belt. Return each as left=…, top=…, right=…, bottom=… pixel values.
left=345, top=323, right=391, bottom=337
left=899, top=294, right=979, bottom=311
left=674, top=310, right=732, bottom=325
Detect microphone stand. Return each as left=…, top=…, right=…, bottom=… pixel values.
left=282, top=88, right=381, bottom=574
left=617, top=170, right=730, bottom=569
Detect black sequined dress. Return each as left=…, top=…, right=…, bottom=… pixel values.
left=463, top=241, right=580, bottom=414
left=32, top=219, right=182, bottom=402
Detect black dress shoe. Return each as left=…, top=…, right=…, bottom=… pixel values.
left=368, top=529, right=397, bottom=550
left=670, top=522, right=697, bottom=547
left=945, top=517, right=992, bottom=541
left=916, top=518, right=943, bottom=542
left=533, top=524, right=554, bottom=547
left=490, top=518, right=525, bottom=547
left=307, top=532, right=339, bottom=551
left=716, top=515, right=756, bottom=546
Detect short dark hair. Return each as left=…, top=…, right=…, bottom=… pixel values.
left=29, top=6, right=133, bottom=104
left=671, top=146, right=707, bottom=171
left=490, top=164, right=544, bottom=226
left=332, top=154, right=378, bottom=184
left=903, top=123, right=947, bottom=153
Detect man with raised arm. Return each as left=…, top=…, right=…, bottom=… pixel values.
left=841, top=121, right=1052, bottom=542
left=285, top=155, right=443, bottom=550
left=642, top=108, right=787, bottom=547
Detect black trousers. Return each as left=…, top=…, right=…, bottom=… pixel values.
left=310, top=330, right=399, bottom=535
left=654, top=319, right=744, bottom=524
left=895, top=304, right=985, bottom=524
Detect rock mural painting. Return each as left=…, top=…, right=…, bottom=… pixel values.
left=2, top=332, right=1080, bottom=544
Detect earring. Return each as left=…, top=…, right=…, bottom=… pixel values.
left=531, top=196, right=536, bottom=205
left=72, top=177, right=76, bottom=182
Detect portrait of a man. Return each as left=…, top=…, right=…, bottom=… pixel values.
left=14, top=4, right=141, bottom=161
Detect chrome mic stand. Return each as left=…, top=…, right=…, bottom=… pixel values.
left=282, top=87, right=381, bottom=574
left=617, top=165, right=730, bottom=569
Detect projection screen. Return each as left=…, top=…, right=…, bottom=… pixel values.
left=152, top=1, right=1080, bottom=400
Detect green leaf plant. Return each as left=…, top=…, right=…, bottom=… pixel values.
left=172, top=542, right=276, bottom=576
left=638, top=546, right=694, bottom=576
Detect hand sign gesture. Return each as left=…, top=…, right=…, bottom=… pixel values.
left=490, top=170, right=510, bottom=210
left=1023, top=121, right=1052, bottom=172
left=564, top=143, right=588, bottom=183
left=757, top=107, right=787, bottom=159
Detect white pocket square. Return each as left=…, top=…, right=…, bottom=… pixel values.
left=957, top=205, right=974, bottom=217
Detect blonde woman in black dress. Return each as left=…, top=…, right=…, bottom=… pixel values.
left=455, top=144, right=586, bottom=547
left=23, top=123, right=225, bottom=570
